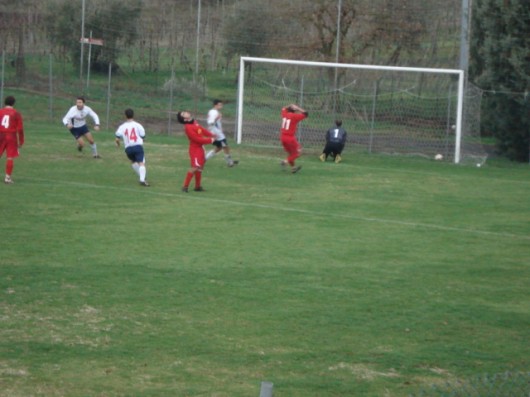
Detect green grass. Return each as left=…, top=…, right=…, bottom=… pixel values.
left=1, top=121, right=529, bottom=396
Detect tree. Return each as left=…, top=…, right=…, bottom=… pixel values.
left=0, top=0, right=44, bottom=83
left=284, top=0, right=427, bottom=67
left=368, top=0, right=427, bottom=65
left=45, top=0, right=142, bottom=73
left=44, top=0, right=79, bottom=62
left=87, top=0, right=142, bottom=72
left=470, top=0, right=530, bottom=162
left=222, top=1, right=276, bottom=63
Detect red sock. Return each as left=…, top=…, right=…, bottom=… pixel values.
left=183, top=171, right=193, bottom=188
left=194, top=170, right=202, bottom=188
left=288, top=152, right=299, bottom=166
left=6, top=159, right=14, bottom=176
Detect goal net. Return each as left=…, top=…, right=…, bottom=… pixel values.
left=236, top=57, right=487, bottom=165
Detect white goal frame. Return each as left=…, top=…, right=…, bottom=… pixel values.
left=237, top=56, right=465, bottom=164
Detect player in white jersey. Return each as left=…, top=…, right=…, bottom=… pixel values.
left=205, top=99, right=238, bottom=167
left=62, top=97, right=101, bottom=158
left=115, top=108, right=149, bottom=186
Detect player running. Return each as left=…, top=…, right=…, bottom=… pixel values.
left=177, top=110, right=216, bottom=192
left=62, top=97, right=101, bottom=158
left=205, top=99, right=238, bottom=167
left=0, top=96, right=24, bottom=184
left=280, top=103, right=308, bottom=173
left=115, top=108, right=149, bottom=187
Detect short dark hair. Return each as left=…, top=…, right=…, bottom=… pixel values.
left=4, top=96, right=15, bottom=106
left=335, top=120, right=342, bottom=127
left=177, top=111, right=186, bottom=124
left=286, top=106, right=295, bottom=112
left=77, top=96, right=86, bottom=103
left=125, top=108, right=134, bottom=119
left=213, top=99, right=223, bottom=106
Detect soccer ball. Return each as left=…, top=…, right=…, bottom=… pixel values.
left=434, top=154, right=443, bottom=161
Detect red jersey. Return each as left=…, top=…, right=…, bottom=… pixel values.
left=0, top=107, right=24, bottom=145
left=280, top=107, right=307, bottom=138
left=183, top=120, right=215, bottom=169
left=184, top=120, right=215, bottom=150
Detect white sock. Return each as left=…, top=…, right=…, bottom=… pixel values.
left=225, top=154, right=233, bottom=164
left=139, top=165, right=146, bottom=182
left=90, top=143, right=97, bottom=156
left=206, top=150, right=216, bottom=160
left=132, top=163, right=140, bottom=176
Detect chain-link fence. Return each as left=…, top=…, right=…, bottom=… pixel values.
left=0, top=50, right=215, bottom=136
left=236, top=57, right=488, bottom=163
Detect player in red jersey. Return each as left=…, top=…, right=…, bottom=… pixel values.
left=0, top=96, right=24, bottom=184
left=177, top=110, right=216, bottom=192
left=280, top=103, right=308, bottom=173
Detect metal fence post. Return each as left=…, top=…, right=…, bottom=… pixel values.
left=106, top=63, right=112, bottom=130
left=259, top=381, right=273, bottom=397
left=0, top=50, right=5, bottom=105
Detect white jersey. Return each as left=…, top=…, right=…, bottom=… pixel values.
left=62, top=105, right=100, bottom=128
left=207, top=108, right=225, bottom=141
left=115, top=120, right=145, bottom=148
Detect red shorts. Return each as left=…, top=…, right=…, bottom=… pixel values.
left=281, top=136, right=301, bottom=156
left=189, top=147, right=206, bottom=169
left=0, top=133, right=20, bottom=158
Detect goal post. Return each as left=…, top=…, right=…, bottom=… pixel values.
left=236, top=57, right=485, bottom=164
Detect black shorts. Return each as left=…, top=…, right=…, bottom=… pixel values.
left=212, top=139, right=228, bottom=149
left=70, top=125, right=90, bottom=139
left=125, top=145, right=145, bottom=163
left=324, top=142, right=345, bottom=155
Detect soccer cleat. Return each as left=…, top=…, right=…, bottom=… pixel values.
left=181, top=187, right=189, bottom=193
left=4, top=175, right=13, bottom=184
left=194, top=186, right=205, bottom=192
left=291, top=165, right=302, bottom=174
left=228, top=160, right=239, bottom=167
left=93, top=154, right=101, bottom=159
left=140, top=181, right=150, bottom=187
left=319, top=153, right=326, bottom=162
left=77, top=145, right=83, bottom=152
left=335, top=154, right=342, bottom=163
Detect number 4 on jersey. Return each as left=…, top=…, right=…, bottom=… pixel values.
left=1, top=115, right=10, bottom=129
left=125, top=128, right=137, bottom=142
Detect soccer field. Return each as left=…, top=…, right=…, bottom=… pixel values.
left=1, top=122, right=529, bottom=396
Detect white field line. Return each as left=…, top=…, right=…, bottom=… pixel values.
left=27, top=177, right=530, bottom=241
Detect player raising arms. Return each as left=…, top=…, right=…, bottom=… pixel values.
left=0, top=96, right=24, bottom=184
left=177, top=110, right=216, bottom=192
left=62, top=96, right=101, bottom=158
left=280, top=103, right=308, bottom=173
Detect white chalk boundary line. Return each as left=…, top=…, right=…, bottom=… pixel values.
left=26, top=177, right=530, bottom=241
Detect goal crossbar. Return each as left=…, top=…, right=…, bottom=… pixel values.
left=237, top=56, right=465, bottom=163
